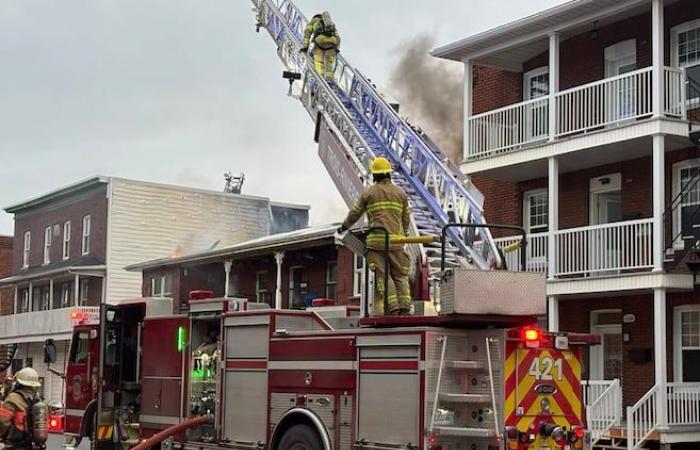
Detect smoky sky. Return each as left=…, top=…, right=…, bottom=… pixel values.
left=0, top=0, right=567, bottom=236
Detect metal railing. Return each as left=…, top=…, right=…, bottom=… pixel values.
left=554, top=218, right=653, bottom=277
left=667, top=382, right=700, bottom=426
left=491, top=232, right=548, bottom=272
left=583, top=379, right=622, bottom=444
left=626, top=384, right=659, bottom=450
left=467, top=97, right=549, bottom=158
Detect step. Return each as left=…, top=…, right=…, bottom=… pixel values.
left=432, top=426, right=495, bottom=438
left=439, top=393, right=491, bottom=403
left=449, top=360, right=487, bottom=371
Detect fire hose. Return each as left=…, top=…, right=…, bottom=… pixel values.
left=130, top=415, right=213, bottom=450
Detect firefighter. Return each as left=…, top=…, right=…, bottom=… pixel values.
left=0, top=368, right=42, bottom=450
left=338, top=157, right=413, bottom=316
left=0, top=374, right=13, bottom=400
left=300, top=11, right=341, bottom=80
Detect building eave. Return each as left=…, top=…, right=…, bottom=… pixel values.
left=0, top=265, right=106, bottom=286
left=4, top=176, right=110, bottom=214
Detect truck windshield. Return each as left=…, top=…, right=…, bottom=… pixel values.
left=70, top=331, right=89, bottom=364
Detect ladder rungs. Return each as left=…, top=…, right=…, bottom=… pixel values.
left=433, top=426, right=495, bottom=438
left=439, top=393, right=491, bottom=403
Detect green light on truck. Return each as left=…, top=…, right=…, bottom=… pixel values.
left=177, top=326, right=186, bottom=352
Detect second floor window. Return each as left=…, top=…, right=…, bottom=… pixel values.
left=82, top=215, right=91, bottom=255
left=22, top=232, right=30, bottom=269
left=326, top=261, right=338, bottom=299
left=43, top=227, right=52, bottom=265
left=61, top=283, right=72, bottom=308
left=63, top=221, right=71, bottom=260
left=151, top=275, right=172, bottom=298
left=673, top=20, right=700, bottom=103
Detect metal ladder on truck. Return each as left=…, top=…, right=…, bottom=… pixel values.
left=250, top=0, right=503, bottom=274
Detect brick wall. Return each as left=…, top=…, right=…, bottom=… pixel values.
left=0, top=236, right=13, bottom=315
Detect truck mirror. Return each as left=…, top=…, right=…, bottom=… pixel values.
left=43, top=339, right=57, bottom=364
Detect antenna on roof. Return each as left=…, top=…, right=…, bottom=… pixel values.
left=224, top=172, right=245, bottom=194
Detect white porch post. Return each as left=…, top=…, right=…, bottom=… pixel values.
left=548, top=157, right=559, bottom=280
left=463, top=59, right=473, bottom=161
left=548, top=32, right=560, bottom=141
left=28, top=282, right=33, bottom=312
left=274, top=252, right=285, bottom=310
left=653, top=135, right=665, bottom=270
left=49, top=278, right=54, bottom=310
left=654, top=288, right=669, bottom=428
left=652, top=0, right=664, bottom=117
left=548, top=296, right=559, bottom=332
left=74, top=274, right=80, bottom=307
left=13, top=285, right=18, bottom=314
left=223, top=260, right=232, bottom=298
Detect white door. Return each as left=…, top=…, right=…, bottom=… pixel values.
left=590, top=174, right=622, bottom=273
left=590, top=310, right=623, bottom=380
left=523, top=67, right=549, bottom=140
left=605, top=40, right=637, bottom=120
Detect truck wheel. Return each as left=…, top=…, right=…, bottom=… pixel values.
left=277, top=424, right=323, bottom=450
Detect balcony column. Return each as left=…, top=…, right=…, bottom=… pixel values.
left=547, top=157, right=559, bottom=280
left=274, top=252, right=285, bottom=310
left=74, top=274, right=80, bottom=307
left=463, top=58, right=473, bottom=160
left=652, top=0, right=664, bottom=117
left=223, top=260, right=232, bottom=298
left=654, top=288, right=669, bottom=429
left=653, top=135, right=665, bottom=270
left=548, top=32, right=560, bottom=141
left=49, top=278, right=54, bottom=310
left=28, top=282, right=33, bottom=312
left=547, top=296, right=559, bottom=332
left=13, top=286, right=18, bottom=314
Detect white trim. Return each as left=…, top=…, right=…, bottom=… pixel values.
left=589, top=173, right=622, bottom=227
left=62, top=221, right=71, bottom=260
left=546, top=272, right=694, bottom=297
left=604, top=39, right=637, bottom=77
left=673, top=304, right=700, bottom=383
left=43, top=226, right=52, bottom=265
left=589, top=309, right=622, bottom=380
left=523, top=66, right=549, bottom=100
left=523, top=188, right=548, bottom=234
left=81, top=214, right=91, bottom=255
left=22, top=231, right=30, bottom=269
left=352, top=254, right=365, bottom=297
left=671, top=18, right=700, bottom=67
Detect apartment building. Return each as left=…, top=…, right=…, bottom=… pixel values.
left=434, top=0, right=700, bottom=448
left=0, top=236, right=13, bottom=316
left=0, top=176, right=308, bottom=403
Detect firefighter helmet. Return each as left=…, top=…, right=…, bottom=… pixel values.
left=370, top=157, right=393, bottom=174
left=15, top=367, right=41, bottom=388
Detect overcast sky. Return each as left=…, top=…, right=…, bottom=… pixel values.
left=0, top=0, right=567, bottom=236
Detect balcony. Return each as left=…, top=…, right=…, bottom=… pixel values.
left=494, top=218, right=654, bottom=278
left=0, top=306, right=99, bottom=344
left=467, top=66, right=686, bottom=162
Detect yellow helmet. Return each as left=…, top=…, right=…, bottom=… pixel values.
left=370, top=157, right=393, bottom=175
left=15, top=367, right=41, bottom=388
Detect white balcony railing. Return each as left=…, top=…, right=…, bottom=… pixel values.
left=667, top=382, right=700, bottom=427
left=492, top=232, right=548, bottom=272
left=583, top=379, right=622, bottom=444
left=554, top=218, right=653, bottom=277
left=466, top=66, right=685, bottom=159
left=627, top=384, right=659, bottom=450
left=0, top=306, right=99, bottom=342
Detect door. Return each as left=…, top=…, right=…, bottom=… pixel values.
left=523, top=189, right=548, bottom=271
left=64, top=326, right=97, bottom=434
left=590, top=174, right=622, bottom=273
left=590, top=310, right=623, bottom=381
left=605, top=40, right=637, bottom=120
left=675, top=163, right=700, bottom=248
left=524, top=67, right=549, bottom=140
left=288, top=266, right=304, bottom=309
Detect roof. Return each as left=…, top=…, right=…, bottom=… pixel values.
left=431, top=0, right=651, bottom=65
left=0, top=256, right=106, bottom=286
left=125, top=224, right=344, bottom=271
left=4, top=176, right=309, bottom=214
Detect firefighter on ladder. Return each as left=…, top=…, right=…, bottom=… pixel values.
left=300, top=12, right=341, bottom=80
left=338, top=157, right=413, bottom=316
left=0, top=368, right=43, bottom=450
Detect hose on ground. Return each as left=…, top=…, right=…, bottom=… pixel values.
left=130, top=415, right=213, bottom=450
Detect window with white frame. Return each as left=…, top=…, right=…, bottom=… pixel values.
left=523, top=189, right=548, bottom=234
left=676, top=306, right=700, bottom=382
left=61, top=283, right=72, bottom=308
left=672, top=19, right=700, bottom=102
left=150, top=275, right=172, bottom=298
left=43, top=227, right=52, bottom=265
left=63, top=221, right=71, bottom=260
left=353, top=254, right=365, bottom=297
left=82, top=215, right=91, bottom=255
left=22, top=231, right=30, bottom=269
left=80, top=279, right=89, bottom=306
left=20, top=289, right=30, bottom=313
left=326, top=261, right=338, bottom=299
left=256, top=271, right=270, bottom=304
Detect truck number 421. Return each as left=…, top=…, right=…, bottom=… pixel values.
left=528, top=357, right=563, bottom=381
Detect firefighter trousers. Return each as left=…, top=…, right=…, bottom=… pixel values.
left=367, top=249, right=411, bottom=316
left=312, top=47, right=337, bottom=80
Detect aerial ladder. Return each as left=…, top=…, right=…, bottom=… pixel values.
left=251, top=0, right=503, bottom=276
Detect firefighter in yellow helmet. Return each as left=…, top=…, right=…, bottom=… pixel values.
left=0, top=367, right=46, bottom=450
left=300, top=12, right=341, bottom=80
left=338, top=157, right=413, bottom=316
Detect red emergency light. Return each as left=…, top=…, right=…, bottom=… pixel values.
left=521, top=327, right=541, bottom=348
left=70, top=310, right=87, bottom=323
left=189, top=290, right=214, bottom=300
left=48, top=415, right=63, bottom=433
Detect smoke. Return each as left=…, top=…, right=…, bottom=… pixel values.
left=389, top=35, right=464, bottom=163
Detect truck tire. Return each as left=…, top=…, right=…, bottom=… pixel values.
left=277, top=424, right=323, bottom=450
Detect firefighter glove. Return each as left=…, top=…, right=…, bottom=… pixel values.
left=299, top=47, right=308, bottom=53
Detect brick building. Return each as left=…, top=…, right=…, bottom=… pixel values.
left=0, top=236, right=13, bottom=316
left=434, top=0, right=700, bottom=447
left=0, top=176, right=308, bottom=403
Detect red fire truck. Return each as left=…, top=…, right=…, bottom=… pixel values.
left=54, top=263, right=598, bottom=450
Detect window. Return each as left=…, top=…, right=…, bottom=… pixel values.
left=353, top=254, right=365, bottom=297
left=675, top=306, right=700, bottom=382
left=61, top=283, right=72, bottom=308
left=81, top=215, right=91, bottom=255
left=25, top=357, right=33, bottom=368
left=22, top=231, right=30, bottom=269
left=672, top=160, right=700, bottom=249
left=151, top=275, right=172, bottom=298
left=19, top=289, right=29, bottom=313
left=43, top=226, right=52, bottom=265
left=63, top=221, right=71, bottom=260
left=256, top=271, right=271, bottom=304
left=523, top=67, right=549, bottom=140
left=80, top=279, right=89, bottom=306
left=41, top=286, right=50, bottom=311
left=672, top=19, right=700, bottom=103
left=69, top=331, right=90, bottom=364
left=524, top=67, right=549, bottom=99
left=326, top=261, right=338, bottom=299
left=32, top=287, right=43, bottom=311
left=523, top=189, right=548, bottom=234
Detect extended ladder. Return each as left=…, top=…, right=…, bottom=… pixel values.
left=251, top=0, right=502, bottom=271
